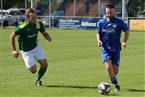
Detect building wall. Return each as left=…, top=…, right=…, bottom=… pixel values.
left=65, top=0, right=98, bottom=16
left=64, top=0, right=121, bottom=17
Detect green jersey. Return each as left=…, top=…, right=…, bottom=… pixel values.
left=14, top=19, right=45, bottom=51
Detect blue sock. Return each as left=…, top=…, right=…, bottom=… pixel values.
left=111, top=76, right=118, bottom=85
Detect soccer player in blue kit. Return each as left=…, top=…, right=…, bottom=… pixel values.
left=96, top=3, right=129, bottom=92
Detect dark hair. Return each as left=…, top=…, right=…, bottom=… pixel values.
left=26, top=8, right=36, bottom=19
left=106, top=3, right=115, bottom=9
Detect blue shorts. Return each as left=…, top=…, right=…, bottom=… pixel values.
left=101, top=47, right=120, bottom=66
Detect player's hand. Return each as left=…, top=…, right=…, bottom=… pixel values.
left=122, top=42, right=127, bottom=48
left=12, top=50, right=19, bottom=58
left=98, top=40, right=103, bottom=47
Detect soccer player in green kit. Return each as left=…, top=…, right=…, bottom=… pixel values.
left=10, top=8, right=52, bottom=86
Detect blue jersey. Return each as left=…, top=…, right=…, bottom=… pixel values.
left=97, top=17, right=129, bottom=52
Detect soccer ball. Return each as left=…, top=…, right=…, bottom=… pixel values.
left=98, top=82, right=111, bottom=95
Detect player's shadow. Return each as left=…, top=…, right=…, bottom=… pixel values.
left=43, top=85, right=119, bottom=96
left=43, top=85, right=97, bottom=89
left=107, top=94, right=119, bottom=96
left=127, top=89, right=145, bottom=92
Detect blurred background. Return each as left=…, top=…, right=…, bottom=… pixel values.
left=0, top=0, right=145, bottom=29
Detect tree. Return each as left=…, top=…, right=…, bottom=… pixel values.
left=1, top=0, right=28, bottom=9
left=141, top=0, right=144, bottom=11
left=128, top=0, right=145, bottom=17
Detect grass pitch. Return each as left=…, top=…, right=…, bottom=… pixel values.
left=0, top=28, right=145, bottom=97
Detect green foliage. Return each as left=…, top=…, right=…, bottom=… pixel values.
left=2, top=0, right=26, bottom=9
left=128, top=0, right=145, bottom=16
left=0, top=28, right=145, bottom=97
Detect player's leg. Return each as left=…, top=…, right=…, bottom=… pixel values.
left=36, top=59, right=48, bottom=80
left=34, top=59, right=48, bottom=86
left=104, top=60, right=119, bottom=86
left=34, top=44, right=48, bottom=86
left=112, top=65, right=119, bottom=75
left=105, top=60, right=115, bottom=79
left=105, top=61, right=120, bottom=92
left=111, top=65, right=120, bottom=91
left=28, top=65, right=37, bottom=74
left=101, top=48, right=120, bottom=92
left=112, top=52, right=120, bottom=91
left=112, top=51, right=120, bottom=75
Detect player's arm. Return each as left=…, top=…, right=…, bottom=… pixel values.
left=119, top=19, right=129, bottom=48
left=41, top=31, right=52, bottom=42
left=10, top=32, right=19, bottom=58
left=122, top=31, right=129, bottom=48
left=39, top=20, right=52, bottom=42
left=96, top=33, right=103, bottom=47
left=96, top=20, right=103, bottom=47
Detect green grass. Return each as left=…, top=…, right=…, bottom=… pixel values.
left=0, top=28, right=145, bottom=97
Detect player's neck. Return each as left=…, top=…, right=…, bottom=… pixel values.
left=107, top=16, right=115, bottom=21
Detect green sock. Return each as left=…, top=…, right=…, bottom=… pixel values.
left=36, top=67, right=46, bottom=80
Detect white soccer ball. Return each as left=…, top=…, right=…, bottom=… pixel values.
left=98, top=82, right=111, bottom=95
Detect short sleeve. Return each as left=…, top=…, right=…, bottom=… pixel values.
left=119, top=20, right=129, bottom=33
left=39, top=21, right=45, bottom=33
left=14, top=26, right=23, bottom=35
left=97, top=20, right=102, bottom=34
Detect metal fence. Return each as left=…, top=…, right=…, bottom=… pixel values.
left=32, top=0, right=123, bottom=17
left=0, top=0, right=131, bottom=28
left=31, top=0, right=129, bottom=29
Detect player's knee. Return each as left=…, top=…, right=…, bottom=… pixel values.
left=105, top=60, right=112, bottom=70
left=28, top=65, right=37, bottom=74
left=114, top=70, right=119, bottom=75
left=105, top=63, right=112, bottom=71
left=113, top=66, right=119, bottom=75
left=41, top=63, right=48, bottom=70
left=28, top=69, right=36, bottom=74
left=29, top=69, right=37, bottom=74
left=106, top=66, right=111, bottom=71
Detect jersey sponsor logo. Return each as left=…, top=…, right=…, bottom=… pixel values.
left=27, top=34, right=37, bottom=38
left=112, top=24, right=117, bottom=28
left=107, top=23, right=117, bottom=28
left=102, top=28, right=115, bottom=33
